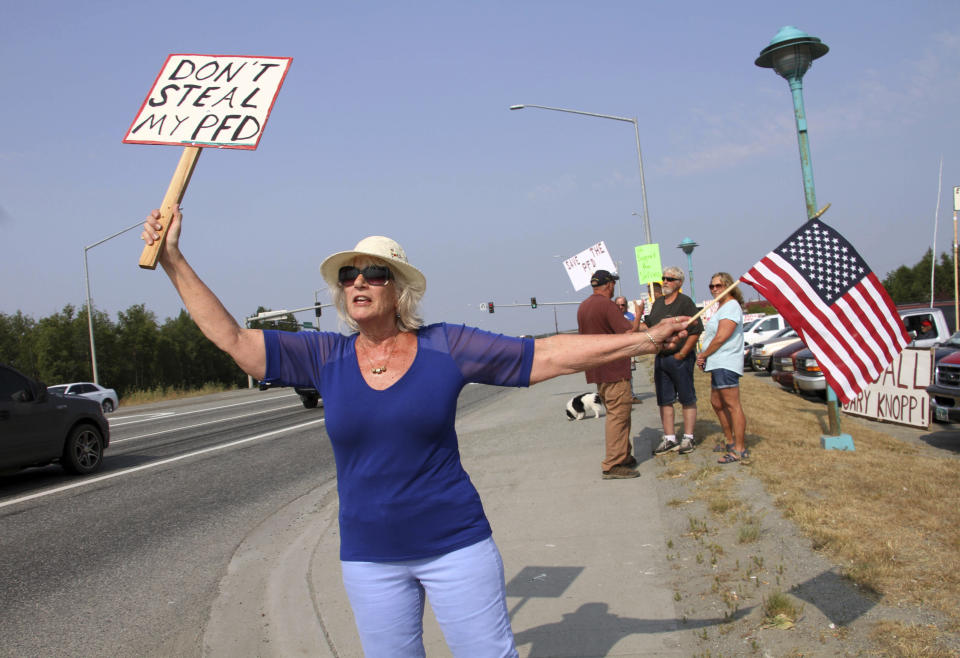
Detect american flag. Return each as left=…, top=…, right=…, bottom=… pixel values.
left=740, top=218, right=909, bottom=404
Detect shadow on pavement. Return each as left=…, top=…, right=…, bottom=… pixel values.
left=789, top=569, right=878, bottom=625
left=512, top=600, right=752, bottom=657
left=919, top=428, right=960, bottom=454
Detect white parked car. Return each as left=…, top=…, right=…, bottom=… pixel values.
left=743, top=314, right=787, bottom=346
left=47, top=382, right=119, bottom=413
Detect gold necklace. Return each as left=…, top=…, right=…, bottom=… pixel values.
left=362, top=335, right=399, bottom=375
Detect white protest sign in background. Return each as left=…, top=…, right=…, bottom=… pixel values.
left=840, top=347, right=933, bottom=428
left=124, top=54, right=292, bottom=150
left=562, top=241, right=617, bottom=291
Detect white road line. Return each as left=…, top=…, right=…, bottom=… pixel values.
left=111, top=402, right=307, bottom=444
left=0, top=418, right=327, bottom=511
left=110, top=412, right=176, bottom=421
left=108, top=393, right=299, bottom=427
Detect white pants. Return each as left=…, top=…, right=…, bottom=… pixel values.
left=341, top=536, right=518, bottom=657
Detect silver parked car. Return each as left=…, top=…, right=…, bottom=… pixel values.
left=793, top=349, right=826, bottom=397
left=47, top=382, right=119, bottom=413
left=750, top=327, right=798, bottom=372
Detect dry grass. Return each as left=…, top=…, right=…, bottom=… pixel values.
left=737, top=515, right=762, bottom=544
left=121, top=382, right=236, bottom=406
left=870, top=621, right=959, bottom=658
left=762, top=590, right=802, bottom=629
left=691, top=367, right=960, bottom=647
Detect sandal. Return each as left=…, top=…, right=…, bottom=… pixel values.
left=718, top=452, right=740, bottom=464
left=739, top=450, right=752, bottom=465
left=713, top=443, right=733, bottom=453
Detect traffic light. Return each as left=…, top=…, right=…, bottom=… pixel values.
left=530, top=297, right=537, bottom=309
left=488, top=301, right=495, bottom=314
left=314, top=304, right=322, bottom=318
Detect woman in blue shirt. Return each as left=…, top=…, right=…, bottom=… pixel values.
left=142, top=205, right=689, bottom=657
left=696, top=272, right=749, bottom=465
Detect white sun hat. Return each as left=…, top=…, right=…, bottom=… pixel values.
left=320, top=236, right=426, bottom=293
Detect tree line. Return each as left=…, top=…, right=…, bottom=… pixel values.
left=0, top=303, right=300, bottom=396
left=881, top=248, right=956, bottom=304
left=0, top=249, right=951, bottom=395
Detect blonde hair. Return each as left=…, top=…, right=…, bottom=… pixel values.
left=330, top=257, right=425, bottom=333
left=711, top=272, right=744, bottom=306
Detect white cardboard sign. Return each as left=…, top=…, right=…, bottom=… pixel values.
left=124, top=54, right=292, bottom=150
left=840, top=347, right=933, bottom=428
left=563, top=241, right=617, bottom=291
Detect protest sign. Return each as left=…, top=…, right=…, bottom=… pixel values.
left=126, top=54, right=292, bottom=269
left=124, top=54, right=292, bottom=149
left=840, top=348, right=933, bottom=428
left=634, top=243, right=662, bottom=285
left=562, top=241, right=617, bottom=291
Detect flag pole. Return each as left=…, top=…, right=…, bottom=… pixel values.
left=953, top=187, right=960, bottom=332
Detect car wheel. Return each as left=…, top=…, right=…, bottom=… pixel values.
left=62, top=424, right=104, bottom=475
left=301, top=395, right=319, bottom=409
left=102, top=399, right=114, bottom=413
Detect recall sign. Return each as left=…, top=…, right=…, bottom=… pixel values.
left=841, top=347, right=933, bottom=428
left=123, top=54, right=292, bottom=149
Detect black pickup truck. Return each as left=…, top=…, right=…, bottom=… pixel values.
left=293, top=386, right=321, bottom=409
left=258, top=380, right=321, bottom=409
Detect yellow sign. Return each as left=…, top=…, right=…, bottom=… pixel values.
left=634, top=244, right=662, bottom=285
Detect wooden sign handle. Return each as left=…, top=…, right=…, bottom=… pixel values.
left=138, top=146, right=202, bottom=270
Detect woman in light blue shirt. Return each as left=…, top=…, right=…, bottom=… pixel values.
left=696, top=272, right=749, bottom=464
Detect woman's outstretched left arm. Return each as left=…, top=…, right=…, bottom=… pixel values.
left=529, top=316, right=689, bottom=384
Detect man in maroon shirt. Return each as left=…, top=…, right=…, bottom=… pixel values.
left=577, top=270, right=643, bottom=479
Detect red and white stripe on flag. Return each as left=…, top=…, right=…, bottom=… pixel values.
left=740, top=219, right=909, bottom=404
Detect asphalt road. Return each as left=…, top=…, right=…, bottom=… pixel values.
left=0, top=387, right=335, bottom=657
left=0, top=382, right=508, bottom=657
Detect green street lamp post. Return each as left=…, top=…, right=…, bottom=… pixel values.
left=756, top=26, right=851, bottom=449
left=677, top=237, right=699, bottom=300
left=755, top=26, right=829, bottom=221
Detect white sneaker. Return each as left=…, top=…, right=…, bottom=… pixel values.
left=653, top=437, right=680, bottom=455
left=678, top=437, right=695, bottom=454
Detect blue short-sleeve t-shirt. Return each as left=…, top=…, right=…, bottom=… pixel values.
left=262, top=323, right=535, bottom=562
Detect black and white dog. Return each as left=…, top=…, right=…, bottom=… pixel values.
left=565, top=393, right=604, bottom=420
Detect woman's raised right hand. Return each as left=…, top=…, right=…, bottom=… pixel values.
left=141, top=204, right=183, bottom=261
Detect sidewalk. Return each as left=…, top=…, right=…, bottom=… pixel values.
left=205, top=368, right=690, bottom=656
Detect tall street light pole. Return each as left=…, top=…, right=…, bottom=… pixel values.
left=84, top=220, right=145, bottom=385
left=755, top=26, right=850, bottom=447
left=509, top=104, right=653, bottom=245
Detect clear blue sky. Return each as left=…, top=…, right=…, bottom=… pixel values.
left=2, top=0, right=958, bottom=338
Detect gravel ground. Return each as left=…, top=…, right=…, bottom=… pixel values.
left=639, top=425, right=958, bottom=657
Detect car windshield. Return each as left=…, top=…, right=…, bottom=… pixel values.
left=743, top=318, right=762, bottom=332
left=940, top=331, right=960, bottom=347
left=47, top=385, right=67, bottom=395
left=771, top=326, right=796, bottom=339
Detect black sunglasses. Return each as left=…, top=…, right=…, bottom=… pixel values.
left=709, top=283, right=724, bottom=289
left=338, top=265, right=392, bottom=287
left=661, top=276, right=680, bottom=282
